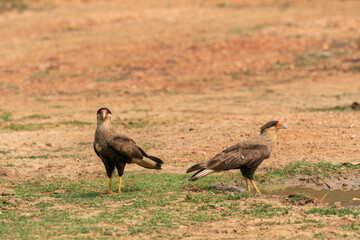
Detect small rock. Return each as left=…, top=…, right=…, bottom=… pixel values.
left=351, top=102, right=360, bottom=110
left=334, top=201, right=341, bottom=206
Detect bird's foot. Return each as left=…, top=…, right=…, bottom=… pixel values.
left=250, top=180, right=261, bottom=195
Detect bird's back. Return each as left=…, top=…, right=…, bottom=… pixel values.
left=204, top=136, right=272, bottom=171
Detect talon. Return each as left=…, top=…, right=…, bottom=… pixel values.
left=250, top=180, right=261, bottom=194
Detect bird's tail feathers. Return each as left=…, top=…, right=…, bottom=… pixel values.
left=148, top=155, right=164, bottom=164
left=188, top=168, right=214, bottom=181
left=133, top=157, right=163, bottom=169
left=186, top=163, right=205, bottom=173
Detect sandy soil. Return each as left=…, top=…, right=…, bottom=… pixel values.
left=1, top=0, right=360, bottom=239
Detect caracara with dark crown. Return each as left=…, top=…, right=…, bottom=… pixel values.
left=94, top=107, right=164, bottom=195
left=186, top=121, right=287, bottom=194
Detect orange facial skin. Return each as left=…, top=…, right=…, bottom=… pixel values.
left=99, top=109, right=109, bottom=119
left=276, top=122, right=283, bottom=129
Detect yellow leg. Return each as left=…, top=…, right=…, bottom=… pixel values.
left=250, top=180, right=261, bottom=194
left=245, top=177, right=251, bottom=193
left=108, top=178, right=116, bottom=196
left=118, top=176, right=122, bottom=194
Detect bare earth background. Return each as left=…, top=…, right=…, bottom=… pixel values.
left=0, top=0, right=360, bottom=239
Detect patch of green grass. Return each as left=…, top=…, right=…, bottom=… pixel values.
left=35, top=97, right=49, bottom=103
left=1, top=173, right=252, bottom=239
left=78, top=142, right=92, bottom=145
left=313, top=232, right=327, bottom=239
left=287, top=193, right=306, bottom=203
left=232, top=28, right=251, bottom=37
left=94, top=75, right=129, bottom=82
left=0, top=113, right=12, bottom=121
left=62, top=24, right=81, bottom=32
left=274, top=62, right=291, bottom=71
left=7, top=123, right=51, bottom=131
left=121, top=109, right=149, bottom=113
left=28, top=71, right=56, bottom=81
left=0, top=0, right=27, bottom=14
left=51, top=105, right=66, bottom=109
left=60, top=154, right=79, bottom=159
left=243, top=202, right=290, bottom=218
left=306, top=207, right=360, bottom=218
left=59, top=121, right=92, bottom=126
left=349, top=65, right=360, bottom=72
left=310, top=106, right=347, bottom=112
left=216, top=2, right=246, bottom=9
left=341, top=223, right=360, bottom=231
left=256, top=161, right=351, bottom=183
left=229, top=72, right=240, bottom=80
left=0, top=150, right=10, bottom=154
left=295, top=52, right=332, bottom=67
left=15, top=155, right=52, bottom=159
left=24, top=114, right=43, bottom=119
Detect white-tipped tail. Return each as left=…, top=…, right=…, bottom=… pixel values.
left=132, top=157, right=162, bottom=169
left=189, top=169, right=215, bottom=181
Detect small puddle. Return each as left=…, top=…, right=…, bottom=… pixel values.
left=263, top=186, right=360, bottom=207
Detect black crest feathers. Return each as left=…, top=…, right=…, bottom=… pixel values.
left=97, top=107, right=112, bottom=115
left=260, top=121, right=278, bottom=134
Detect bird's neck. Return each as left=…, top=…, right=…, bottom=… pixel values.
left=97, top=120, right=113, bottom=132
left=259, top=129, right=277, bottom=146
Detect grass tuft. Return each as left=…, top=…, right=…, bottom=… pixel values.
left=7, top=123, right=50, bottom=131
left=15, top=155, right=51, bottom=159
left=0, top=0, right=27, bottom=14
left=243, top=202, right=290, bottom=218
left=24, top=114, right=43, bottom=119
left=256, top=160, right=356, bottom=183
left=307, top=207, right=360, bottom=218
left=310, top=106, right=347, bottom=112
left=0, top=113, right=12, bottom=121
left=60, top=121, right=92, bottom=126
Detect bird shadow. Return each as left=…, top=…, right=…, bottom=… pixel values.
left=184, top=185, right=245, bottom=193
left=76, top=192, right=104, bottom=198
left=76, top=188, right=142, bottom=198
left=120, top=188, right=141, bottom=193
left=209, top=186, right=244, bottom=193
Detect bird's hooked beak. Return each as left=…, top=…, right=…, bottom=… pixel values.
left=101, top=111, right=106, bottom=120
left=276, top=122, right=287, bottom=130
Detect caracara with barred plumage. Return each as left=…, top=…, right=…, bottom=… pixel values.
left=186, top=121, right=287, bottom=194
left=94, top=108, right=164, bottom=195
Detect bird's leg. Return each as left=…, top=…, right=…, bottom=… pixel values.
left=108, top=177, right=116, bottom=195
left=250, top=180, right=261, bottom=194
left=118, top=176, right=122, bottom=194
left=245, top=177, right=251, bottom=193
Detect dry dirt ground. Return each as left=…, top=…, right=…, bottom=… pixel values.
left=1, top=0, right=360, bottom=239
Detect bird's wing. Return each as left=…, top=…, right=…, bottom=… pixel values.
left=206, top=143, right=270, bottom=171
left=108, top=135, right=144, bottom=159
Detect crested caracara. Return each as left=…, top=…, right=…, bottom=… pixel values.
left=94, top=107, right=164, bottom=195
left=186, top=121, right=287, bottom=194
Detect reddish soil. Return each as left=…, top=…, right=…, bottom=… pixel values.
left=1, top=0, right=360, bottom=239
